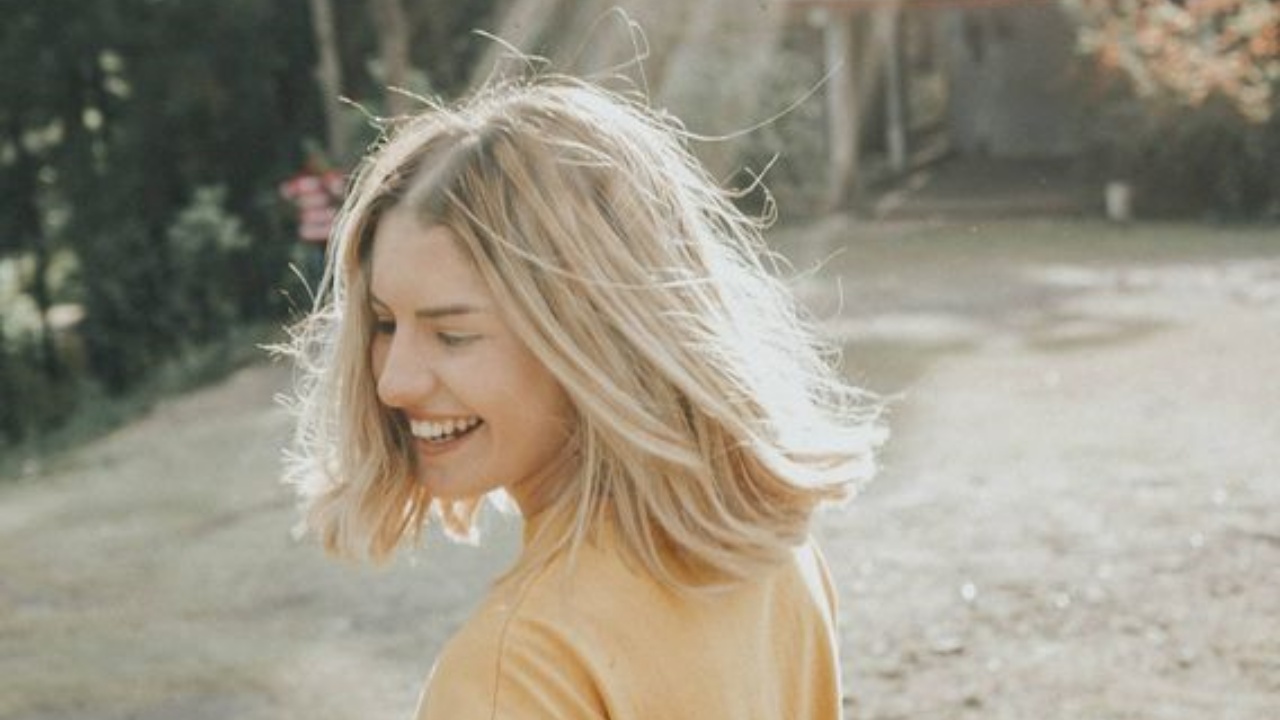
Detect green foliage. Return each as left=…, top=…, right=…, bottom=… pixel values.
left=0, top=335, right=27, bottom=443
left=167, top=186, right=253, bottom=343
left=0, top=0, right=507, bottom=449
left=0, top=0, right=318, bottom=388
left=0, top=331, right=78, bottom=447
left=0, top=322, right=279, bottom=473
left=76, top=217, right=174, bottom=392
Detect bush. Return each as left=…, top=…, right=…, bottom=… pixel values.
left=1083, top=94, right=1280, bottom=220
left=77, top=216, right=174, bottom=393
left=0, top=334, right=78, bottom=447
left=167, top=185, right=254, bottom=343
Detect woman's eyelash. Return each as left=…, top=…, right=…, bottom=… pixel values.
left=439, top=332, right=479, bottom=347
left=370, top=315, right=475, bottom=345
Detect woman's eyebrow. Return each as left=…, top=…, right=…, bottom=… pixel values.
left=414, top=303, right=488, bottom=319
left=368, top=293, right=488, bottom=318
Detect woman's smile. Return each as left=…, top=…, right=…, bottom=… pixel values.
left=368, top=213, right=576, bottom=511
left=409, top=417, right=485, bottom=455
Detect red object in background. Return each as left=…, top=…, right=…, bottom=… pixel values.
left=280, top=169, right=345, bottom=243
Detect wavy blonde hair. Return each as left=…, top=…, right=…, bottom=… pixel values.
left=282, top=73, right=883, bottom=588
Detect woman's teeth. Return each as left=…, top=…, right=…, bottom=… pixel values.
left=410, top=417, right=482, bottom=442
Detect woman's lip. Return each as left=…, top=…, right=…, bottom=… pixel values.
left=414, top=421, right=482, bottom=457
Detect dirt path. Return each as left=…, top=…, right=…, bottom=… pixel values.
left=2, top=219, right=1278, bottom=719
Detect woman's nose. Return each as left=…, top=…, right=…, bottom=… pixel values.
left=375, top=335, right=437, bottom=409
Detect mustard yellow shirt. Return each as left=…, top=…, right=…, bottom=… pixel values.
left=414, top=519, right=843, bottom=719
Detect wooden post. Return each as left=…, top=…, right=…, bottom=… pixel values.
left=881, top=7, right=908, bottom=174
left=824, top=10, right=861, bottom=211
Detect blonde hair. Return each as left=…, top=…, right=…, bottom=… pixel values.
left=282, top=73, right=882, bottom=588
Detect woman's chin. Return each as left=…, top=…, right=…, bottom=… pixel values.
left=417, top=469, right=490, bottom=504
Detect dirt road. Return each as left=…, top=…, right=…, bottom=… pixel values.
left=2, top=219, right=1277, bottom=719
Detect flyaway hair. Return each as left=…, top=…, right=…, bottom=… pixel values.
left=280, top=72, right=884, bottom=590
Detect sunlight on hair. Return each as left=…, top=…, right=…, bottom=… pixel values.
left=278, top=65, right=885, bottom=591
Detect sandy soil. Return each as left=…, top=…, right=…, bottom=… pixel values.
left=1, top=219, right=1277, bottom=719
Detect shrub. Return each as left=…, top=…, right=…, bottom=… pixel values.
left=166, top=185, right=253, bottom=343
left=1082, top=92, right=1280, bottom=219
left=1067, top=0, right=1280, bottom=219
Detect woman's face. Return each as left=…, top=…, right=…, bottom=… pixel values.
left=367, top=209, right=576, bottom=514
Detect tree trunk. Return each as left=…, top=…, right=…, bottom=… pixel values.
left=882, top=7, right=908, bottom=175
left=822, top=4, right=902, bottom=212
left=824, top=12, right=861, bottom=211
left=5, top=118, right=60, bottom=378
left=468, top=0, right=573, bottom=89
left=371, top=0, right=413, bottom=116
left=653, top=0, right=788, bottom=180
left=307, top=0, right=347, bottom=162
left=473, top=0, right=787, bottom=178
left=29, top=234, right=60, bottom=379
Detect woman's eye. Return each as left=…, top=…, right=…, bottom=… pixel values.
left=373, top=318, right=396, bottom=335
left=438, top=332, right=479, bottom=347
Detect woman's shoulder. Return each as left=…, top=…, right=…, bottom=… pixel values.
left=413, top=533, right=684, bottom=719
left=413, top=556, right=611, bottom=719
left=416, top=533, right=841, bottom=719
left=504, top=530, right=838, bottom=646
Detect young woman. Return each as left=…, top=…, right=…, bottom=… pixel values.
left=283, top=73, right=882, bottom=719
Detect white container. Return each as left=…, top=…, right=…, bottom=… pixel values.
left=1105, top=181, right=1133, bottom=222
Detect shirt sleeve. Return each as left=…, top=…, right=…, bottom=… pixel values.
left=414, top=614, right=608, bottom=720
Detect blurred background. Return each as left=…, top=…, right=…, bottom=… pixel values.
left=1, top=1, right=1277, bottom=719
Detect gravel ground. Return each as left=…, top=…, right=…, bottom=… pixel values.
left=1, top=218, right=1277, bottom=720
